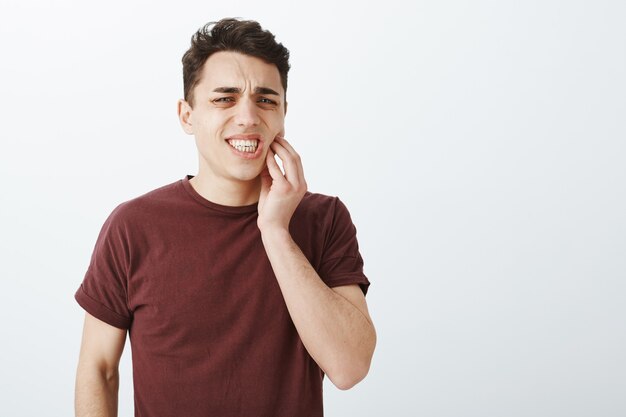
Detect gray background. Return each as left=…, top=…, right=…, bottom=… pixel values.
left=1, top=0, right=624, bottom=416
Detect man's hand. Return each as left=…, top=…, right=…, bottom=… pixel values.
left=257, top=140, right=376, bottom=388
left=257, top=135, right=307, bottom=233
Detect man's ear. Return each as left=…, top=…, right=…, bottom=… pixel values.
left=177, top=99, right=194, bottom=135
left=284, top=100, right=288, bottom=116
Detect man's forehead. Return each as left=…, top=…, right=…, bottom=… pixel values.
left=201, top=51, right=283, bottom=93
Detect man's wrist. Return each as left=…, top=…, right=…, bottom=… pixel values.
left=259, top=225, right=292, bottom=243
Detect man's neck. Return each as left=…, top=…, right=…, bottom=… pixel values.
left=189, top=173, right=261, bottom=207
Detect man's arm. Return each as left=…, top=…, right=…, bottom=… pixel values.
left=75, top=312, right=127, bottom=417
left=261, top=228, right=376, bottom=390
left=257, top=136, right=377, bottom=390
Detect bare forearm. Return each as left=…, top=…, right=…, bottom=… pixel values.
left=75, top=366, right=119, bottom=417
left=260, top=227, right=376, bottom=388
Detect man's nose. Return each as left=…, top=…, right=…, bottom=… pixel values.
left=234, top=97, right=260, bottom=127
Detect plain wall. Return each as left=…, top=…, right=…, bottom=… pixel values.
left=0, top=0, right=624, bottom=415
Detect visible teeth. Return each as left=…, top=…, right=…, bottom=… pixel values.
left=228, top=139, right=258, bottom=153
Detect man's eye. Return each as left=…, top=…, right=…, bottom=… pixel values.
left=259, top=98, right=277, bottom=105
left=213, top=97, right=234, bottom=103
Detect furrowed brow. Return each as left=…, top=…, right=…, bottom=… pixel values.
left=254, top=87, right=280, bottom=96
left=212, top=86, right=280, bottom=96
left=212, top=87, right=241, bottom=94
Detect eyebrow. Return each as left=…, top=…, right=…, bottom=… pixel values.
left=212, top=86, right=280, bottom=96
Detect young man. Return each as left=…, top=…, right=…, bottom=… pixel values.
left=74, top=18, right=376, bottom=416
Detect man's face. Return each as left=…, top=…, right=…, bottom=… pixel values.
left=178, top=51, right=287, bottom=185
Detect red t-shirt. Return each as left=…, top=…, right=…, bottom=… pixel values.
left=75, top=174, right=370, bottom=417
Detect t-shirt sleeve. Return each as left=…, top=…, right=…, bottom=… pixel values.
left=74, top=204, right=133, bottom=330
left=318, top=197, right=371, bottom=296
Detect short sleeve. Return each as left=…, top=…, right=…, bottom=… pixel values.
left=74, top=204, right=132, bottom=329
left=318, top=197, right=371, bottom=296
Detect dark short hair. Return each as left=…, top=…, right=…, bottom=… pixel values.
left=182, top=18, right=291, bottom=107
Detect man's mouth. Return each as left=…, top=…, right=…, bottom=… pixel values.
left=226, top=138, right=259, bottom=153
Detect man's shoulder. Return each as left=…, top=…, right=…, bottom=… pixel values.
left=298, top=190, right=339, bottom=212
left=295, top=190, right=354, bottom=226
left=105, top=178, right=183, bottom=224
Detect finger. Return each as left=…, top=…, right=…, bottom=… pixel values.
left=274, top=135, right=294, bottom=151
left=272, top=137, right=305, bottom=184
left=259, top=166, right=271, bottom=199
left=271, top=141, right=300, bottom=185
left=265, top=149, right=287, bottom=183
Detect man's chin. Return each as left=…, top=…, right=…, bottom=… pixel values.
left=230, top=169, right=264, bottom=183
